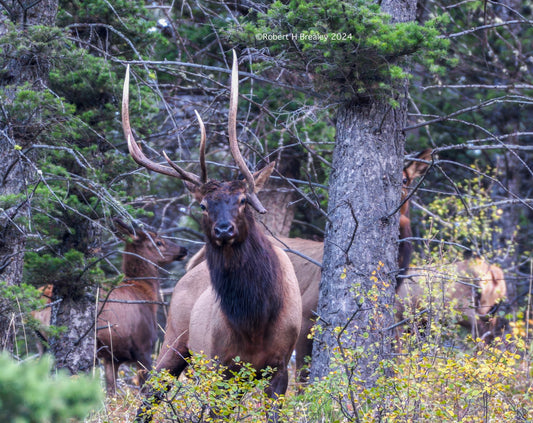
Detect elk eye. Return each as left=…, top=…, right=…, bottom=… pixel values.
left=240, top=198, right=246, bottom=206
left=200, top=203, right=207, bottom=211
left=156, top=241, right=163, bottom=247
left=402, top=177, right=408, bottom=185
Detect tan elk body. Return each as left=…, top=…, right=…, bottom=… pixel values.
left=122, top=52, right=302, bottom=422
left=395, top=258, right=507, bottom=340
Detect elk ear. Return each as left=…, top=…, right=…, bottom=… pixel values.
left=180, top=180, right=205, bottom=205
left=189, top=185, right=204, bottom=204
left=113, top=218, right=147, bottom=243
left=113, top=218, right=136, bottom=241
left=404, top=149, right=432, bottom=181
left=251, top=161, right=276, bottom=193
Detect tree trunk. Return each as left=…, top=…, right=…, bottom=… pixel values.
left=257, top=179, right=295, bottom=237
left=49, top=218, right=101, bottom=374
left=1, top=1, right=98, bottom=375
left=49, top=295, right=96, bottom=374
left=0, top=0, right=58, bottom=353
left=310, top=0, right=417, bottom=384
left=0, top=144, right=29, bottom=352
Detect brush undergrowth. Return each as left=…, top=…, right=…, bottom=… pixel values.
left=80, top=332, right=532, bottom=423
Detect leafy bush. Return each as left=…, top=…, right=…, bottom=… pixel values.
left=0, top=353, right=102, bottom=423
left=418, top=169, right=511, bottom=263
left=282, top=334, right=530, bottom=422
left=140, top=353, right=278, bottom=422
left=377, top=338, right=530, bottom=421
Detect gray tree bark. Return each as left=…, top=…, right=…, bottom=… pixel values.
left=50, top=294, right=96, bottom=374
left=310, top=0, right=417, bottom=384
left=1, top=1, right=97, bottom=375
left=48, top=217, right=101, bottom=374
left=0, top=140, right=30, bottom=352
left=0, top=0, right=58, bottom=353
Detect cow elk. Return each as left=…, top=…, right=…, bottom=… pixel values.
left=395, top=257, right=507, bottom=342
left=98, top=218, right=187, bottom=395
left=123, top=51, right=302, bottom=422
left=31, top=219, right=188, bottom=395
left=397, top=148, right=432, bottom=290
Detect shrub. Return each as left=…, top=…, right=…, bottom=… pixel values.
left=0, top=353, right=102, bottom=423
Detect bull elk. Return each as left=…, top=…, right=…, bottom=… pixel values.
left=395, top=257, right=507, bottom=342
left=185, top=150, right=432, bottom=384
left=123, top=51, right=302, bottom=422
left=32, top=219, right=187, bottom=395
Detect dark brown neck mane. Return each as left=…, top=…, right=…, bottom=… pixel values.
left=204, top=208, right=282, bottom=337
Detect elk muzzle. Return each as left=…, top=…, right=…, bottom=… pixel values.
left=214, top=221, right=236, bottom=245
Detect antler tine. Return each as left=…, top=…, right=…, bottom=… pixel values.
left=228, top=50, right=254, bottom=189
left=227, top=50, right=268, bottom=214
left=163, top=111, right=208, bottom=185
left=123, top=65, right=182, bottom=179
left=195, top=110, right=208, bottom=184
left=122, top=65, right=202, bottom=187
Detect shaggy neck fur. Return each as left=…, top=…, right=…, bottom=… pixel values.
left=122, top=249, right=160, bottom=283
left=204, top=209, right=283, bottom=337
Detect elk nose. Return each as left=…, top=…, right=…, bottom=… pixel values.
left=176, top=247, right=188, bottom=260
left=214, top=222, right=234, bottom=240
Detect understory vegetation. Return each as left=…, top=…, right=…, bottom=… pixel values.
left=77, top=333, right=531, bottom=422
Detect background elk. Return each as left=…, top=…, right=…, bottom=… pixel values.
left=98, top=218, right=187, bottom=395
left=32, top=284, right=54, bottom=356
left=123, top=52, right=302, bottom=422
left=395, top=256, right=508, bottom=342
left=185, top=150, right=432, bottom=384
left=397, top=149, right=432, bottom=290
left=32, top=219, right=187, bottom=395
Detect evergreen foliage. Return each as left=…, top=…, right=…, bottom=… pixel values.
left=0, top=9, right=162, bottom=292
left=0, top=353, right=102, bottom=422
left=230, top=0, right=449, bottom=97
left=0, top=0, right=168, bottom=356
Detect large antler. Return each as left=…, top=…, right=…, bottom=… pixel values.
left=122, top=65, right=206, bottom=187
left=228, top=51, right=268, bottom=214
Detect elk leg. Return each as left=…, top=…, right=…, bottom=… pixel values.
left=295, top=326, right=313, bottom=388
left=135, top=347, right=191, bottom=423
left=264, top=366, right=289, bottom=423
left=134, top=351, right=153, bottom=393
left=103, top=359, right=119, bottom=396
left=397, top=239, right=413, bottom=290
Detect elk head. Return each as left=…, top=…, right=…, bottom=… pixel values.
left=400, top=148, right=432, bottom=216
left=122, top=51, right=275, bottom=247
left=113, top=218, right=187, bottom=267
